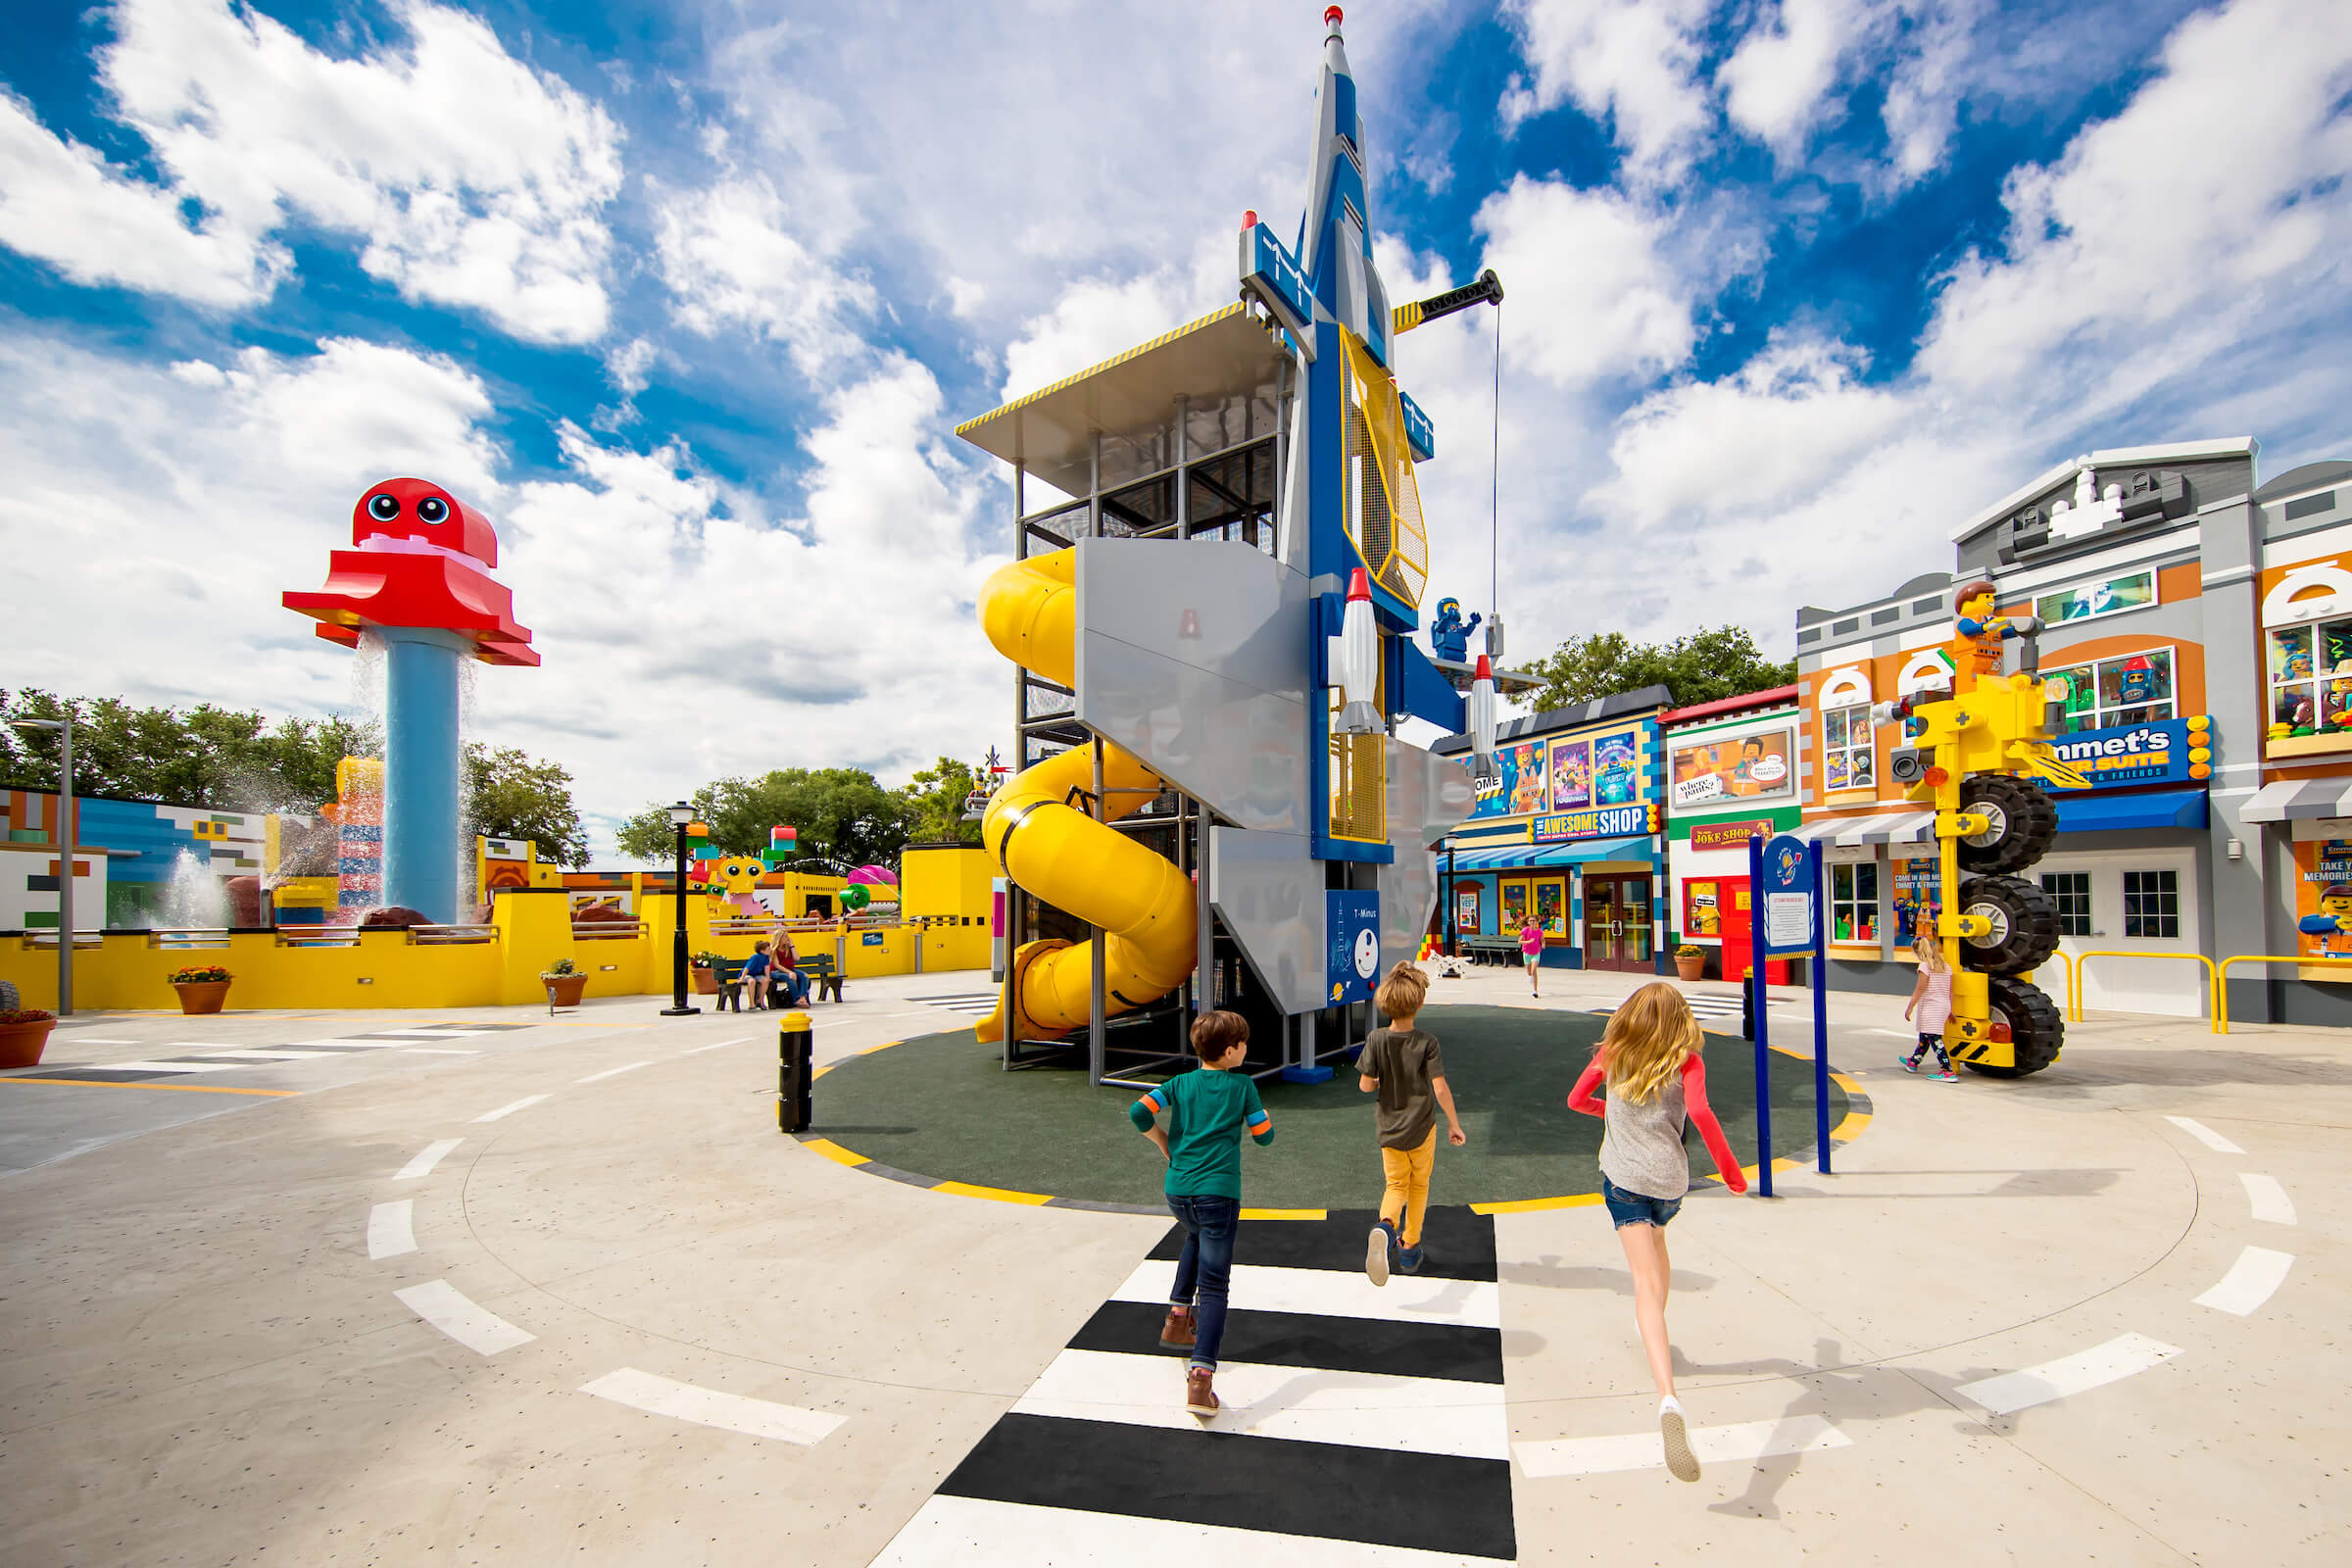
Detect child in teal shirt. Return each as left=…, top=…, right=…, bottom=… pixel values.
left=1129, top=1009, right=1276, bottom=1416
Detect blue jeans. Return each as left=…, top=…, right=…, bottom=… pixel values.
left=1600, top=1173, right=1684, bottom=1230
left=1165, top=1194, right=1239, bottom=1371
left=769, top=968, right=810, bottom=1006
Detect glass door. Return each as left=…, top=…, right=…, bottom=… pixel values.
left=1586, top=878, right=1621, bottom=965
left=1620, top=876, right=1655, bottom=967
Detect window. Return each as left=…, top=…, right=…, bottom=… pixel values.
left=1822, top=706, right=1877, bottom=792
left=2123, top=869, right=2180, bottom=939
left=2041, top=871, right=2092, bottom=937
left=2034, top=569, right=2156, bottom=625
left=2046, top=648, right=2176, bottom=734
left=1831, top=862, right=1880, bottom=945
left=2266, top=619, right=2352, bottom=736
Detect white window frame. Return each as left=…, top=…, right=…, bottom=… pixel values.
left=2263, top=616, right=2352, bottom=736
left=1822, top=704, right=1877, bottom=793
left=2045, top=645, right=2179, bottom=734
left=2034, top=568, right=2157, bottom=627
left=1830, top=860, right=1881, bottom=946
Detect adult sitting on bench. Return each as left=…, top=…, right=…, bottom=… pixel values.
left=766, top=926, right=812, bottom=1008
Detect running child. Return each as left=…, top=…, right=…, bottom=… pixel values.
left=1357, top=961, right=1466, bottom=1286
left=1901, top=935, right=1957, bottom=1080
left=1129, top=1010, right=1276, bottom=1417
left=1520, top=915, right=1544, bottom=997
left=1567, top=982, right=1748, bottom=1482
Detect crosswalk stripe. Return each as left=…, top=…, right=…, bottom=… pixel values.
left=1012, top=1348, right=1507, bottom=1458
left=1516, top=1413, right=1849, bottom=1477
left=875, top=1495, right=1509, bottom=1567
left=578, top=1367, right=844, bottom=1445
left=1111, top=1259, right=1500, bottom=1329
left=103, top=1059, right=241, bottom=1073
left=1955, top=1332, right=2183, bottom=1415
left=188, top=1050, right=340, bottom=1061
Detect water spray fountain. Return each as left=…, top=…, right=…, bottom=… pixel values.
left=284, top=479, right=537, bottom=923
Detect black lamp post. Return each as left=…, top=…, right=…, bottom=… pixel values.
left=660, top=801, right=700, bottom=1016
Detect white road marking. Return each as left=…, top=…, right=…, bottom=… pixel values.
left=2238, top=1173, right=2296, bottom=1226
left=2194, top=1246, right=2294, bottom=1316
left=1515, top=1413, right=1849, bottom=1477
left=394, top=1139, right=462, bottom=1180
left=872, top=1495, right=1496, bottom=1567
left=578, top=1367, right=844, bottom=1445
left=1111, top=1260, right=1499, bottom=1330
left=366, top=1028, right=492, bottom=1039
left=188, top=1049, right=338, bottom=1061
left=292, top=1038, right=414, bottom=1050
left=103, top=1060, right=240, bottom=1073
left=473, top=1095, right=550, bottom=1122
left=2164, top=1115, right=2242, bottom=1153
left=1956, top=1333, right=2184, bottom=1415
left=681, top=1037, right=753, bottom=1054
left=1866, top=1028, right=1919, bottom=1039
left=368, top=1200, right=416, bottom=1259
left=60, top=1037, right=138, bottom=1044
left=401, top=1048, right=480, bottom=1054
left=575, top=1060, right=653, bottom=1083
left=1013, top=1348, right=1507, bottom=1459
left=393, top=1280, right=534, bottom=1354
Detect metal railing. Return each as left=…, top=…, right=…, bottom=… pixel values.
left=274, top=925, right=361, bottom=948
left=569, top=920, right=646, bottom=942
left=2065, top=950, right=2215, bottom=1027
left=409, top=923, right=501, bottom=946
left=145, top=927, right=233, bottom=950
left=2214, top=954, right=2352, bottom=1034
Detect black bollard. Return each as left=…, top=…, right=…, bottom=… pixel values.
left=777, top=1009, right=813, bottom=1133
left=1741, top=970, right=1755, bottom=1041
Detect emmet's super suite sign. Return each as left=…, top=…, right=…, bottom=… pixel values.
left=2047, top=716, right=2205, bottom=788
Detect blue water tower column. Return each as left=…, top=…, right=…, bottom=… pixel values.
left=380, top=625, right=469, bottom=923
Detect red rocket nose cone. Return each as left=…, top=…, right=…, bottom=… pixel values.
left=1474, top=654, right=1493, bottom=680
left=1347, top=566, right=1370, bottom=602
left=1242, top=209, right=1258, bottom=229
left=1325, top=5, right=1344, bottom=24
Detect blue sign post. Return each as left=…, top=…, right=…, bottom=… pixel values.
left=1747, top=833, right=1828, bottom=1198
left=1306, top=890, right=1380, bottom=1085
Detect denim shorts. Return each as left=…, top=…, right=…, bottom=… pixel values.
left=1600, top=1173, right=1684, bottom=1229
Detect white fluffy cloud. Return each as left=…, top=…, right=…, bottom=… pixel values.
left=1472, top=176, right=1699, bottom=386
left=1719, top=0, right=1882, bottom=158
left=652, top=173, right=879, bottom=372
left=0, top=328, right=999, bottom=858
left=1500, top=0, right=1719, bottom=184
left=0, top=0, right=622, bottom=341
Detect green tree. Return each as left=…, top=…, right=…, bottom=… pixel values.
left=615, top=767, right=913, bottom=867
left=1522, top=626, right=1797, bottom=713
left=466, top=744, right=590, bottom=867
left=898, top=756, right=984, bottom=846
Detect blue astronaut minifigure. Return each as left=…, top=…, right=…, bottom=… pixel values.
left=1429, top=597, right=1483, bottom=662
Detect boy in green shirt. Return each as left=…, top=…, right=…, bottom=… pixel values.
left=1129, top=1009, right=1276, bottom=1417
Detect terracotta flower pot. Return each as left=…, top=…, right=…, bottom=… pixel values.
left=691, top=966, right=718, bottom=996
left=542, top=973, right=589, bottom=1009
left=173, top=980, right=231, bottom=1015
left=0, top=1017, right=54, bottom=1069
left=1674, top=953, right=1706, bottom=982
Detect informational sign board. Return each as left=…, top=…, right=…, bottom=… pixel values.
left=1533, top=803, right=1656, bottom=843
left=2046, top=715, right=2202, bottom=789
left=1326, top=890, right=1381, bottom=1005
left=1756, top=833, right=1817, bottom=956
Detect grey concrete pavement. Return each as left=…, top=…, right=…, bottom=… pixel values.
left=0, top=968, right=2341, bottom=1563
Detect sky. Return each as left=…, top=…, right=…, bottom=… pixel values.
left=1, top=0, right=2347, bottom=862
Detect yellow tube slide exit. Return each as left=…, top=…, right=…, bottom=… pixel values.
left=975, top=548, right=1197, bottom=1044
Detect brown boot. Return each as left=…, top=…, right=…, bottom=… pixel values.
left=1185, top=1367, right=1219, bottom=1417
left=1159, top=1306, right=1197, bottom=1351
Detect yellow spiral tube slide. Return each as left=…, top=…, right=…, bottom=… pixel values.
left=975, top=548, right=1197, bottom=1044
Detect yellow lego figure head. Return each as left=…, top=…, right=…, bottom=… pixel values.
left=1953, top=579, right=1998, bottom=623
left=712, top=858, right=763, bottom=898
left=2323, top=884, right=2352, bottom=922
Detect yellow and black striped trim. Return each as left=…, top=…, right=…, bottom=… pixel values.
left=954, top=303, right=1250, bottom=440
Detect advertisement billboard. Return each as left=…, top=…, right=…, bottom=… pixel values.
left=1669, top=727, right=1794, bottom=807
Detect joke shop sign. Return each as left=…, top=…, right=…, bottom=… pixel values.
left=1534, top=803, right=1655, bottom=843
left=2047, top=716, right=2204, bottom=790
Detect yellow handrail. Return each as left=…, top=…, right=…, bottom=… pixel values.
left=2020, top=949, right=2077, bottom=1020
left=2214, top=954, right=2352, bottom=1034
left=2069, top=950, right=2218, bottom=1029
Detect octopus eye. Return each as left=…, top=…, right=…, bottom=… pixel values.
left=416, top=496, right=448, bottom=524
left=368, top=493, right=400, bottom=521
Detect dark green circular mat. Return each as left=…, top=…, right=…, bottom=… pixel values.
left=808, top=1004, right=1847, bottom=1210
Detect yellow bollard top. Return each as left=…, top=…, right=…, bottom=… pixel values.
left=778, top=1010, right=811, bottom=1031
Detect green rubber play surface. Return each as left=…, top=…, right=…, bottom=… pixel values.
left=809, top=1004, right=1846, bottom=1209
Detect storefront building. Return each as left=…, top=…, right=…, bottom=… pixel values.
left=1790, top=438, right=2259, bottom=1018
left=1658, top=687, right=1803, bottom=982
left=1433, top=686, right=1670, bottom=972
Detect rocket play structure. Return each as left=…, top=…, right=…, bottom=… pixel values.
left=284, top=478, right=537, bottom=924
left=958, top=8, right=1499, bottom=1082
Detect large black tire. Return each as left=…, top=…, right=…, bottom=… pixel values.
left=1957, top=774, right=2057, bottom=874
left=1965, top=975, right=2065, bottom=1078
left=1956, top=874, right=2061, bottom=975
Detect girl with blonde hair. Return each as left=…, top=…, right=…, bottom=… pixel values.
left=1568, top=982, right=1747, bottom=1481
left=1901, top=934, right=1956, bottom=1080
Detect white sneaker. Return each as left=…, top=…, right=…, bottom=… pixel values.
left=1364, top=1223, right=1392, bottom=1288
left=1660, top=1397, right=1699, bottom=1482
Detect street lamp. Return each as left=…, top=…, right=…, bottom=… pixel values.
left=10, top=715, right=74, bottom=1016
left=660, top=801, right=700, bottom=1017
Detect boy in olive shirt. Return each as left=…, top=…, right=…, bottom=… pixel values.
left=1129, top=1009, right=1276, bottom=1417
left=1358, top=961, right=1465, bottom=1285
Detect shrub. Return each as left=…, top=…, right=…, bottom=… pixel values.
left=691, top=951, right=720, bottom=967
left=1675, top=945, right=1704, bottom=958
left=168, top=965, right=233, bottom=985
left=543, top=957, right=578, bottom=977
left=0, top=1008, right=57, bottom=1025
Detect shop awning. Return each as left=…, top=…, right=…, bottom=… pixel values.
left=1443, top=835, right=1653, bottom=871
left=2055, top=788, right=2208, bottom=832
left=1785, top=811, right=1936, bottom=848
left=2242, top=775, right=2352, bottom=822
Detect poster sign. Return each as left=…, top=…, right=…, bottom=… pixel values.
left=1469, top=739, right=1548, bottom=818
left=1326, top=890, right=1381, bottom=1005
left=2047, top=716, right=2201, bottom=789
left=1757, top=833, right=1817, bottom=956
left=2292, top=836, right=2352, bottom=960
left=1534, top=804, right=1654, bottom=842
left=1670, top=728, right=1794, bottom=806
left=1454, top=887, right=1480, bottom=934
left=1690, top=818, right=1774, bottom=853
left=1891, top=852, right=1940, bottom=948
left=1550, top=739, right=1592, bottom=809
left=1592, top=734, right=1641, bottom=805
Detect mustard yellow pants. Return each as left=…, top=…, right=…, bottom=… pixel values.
left=1379, top=1129, right=1438, bottom=1248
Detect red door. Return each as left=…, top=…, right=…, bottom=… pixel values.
left=1720, top=876, right=1791, bottom=988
